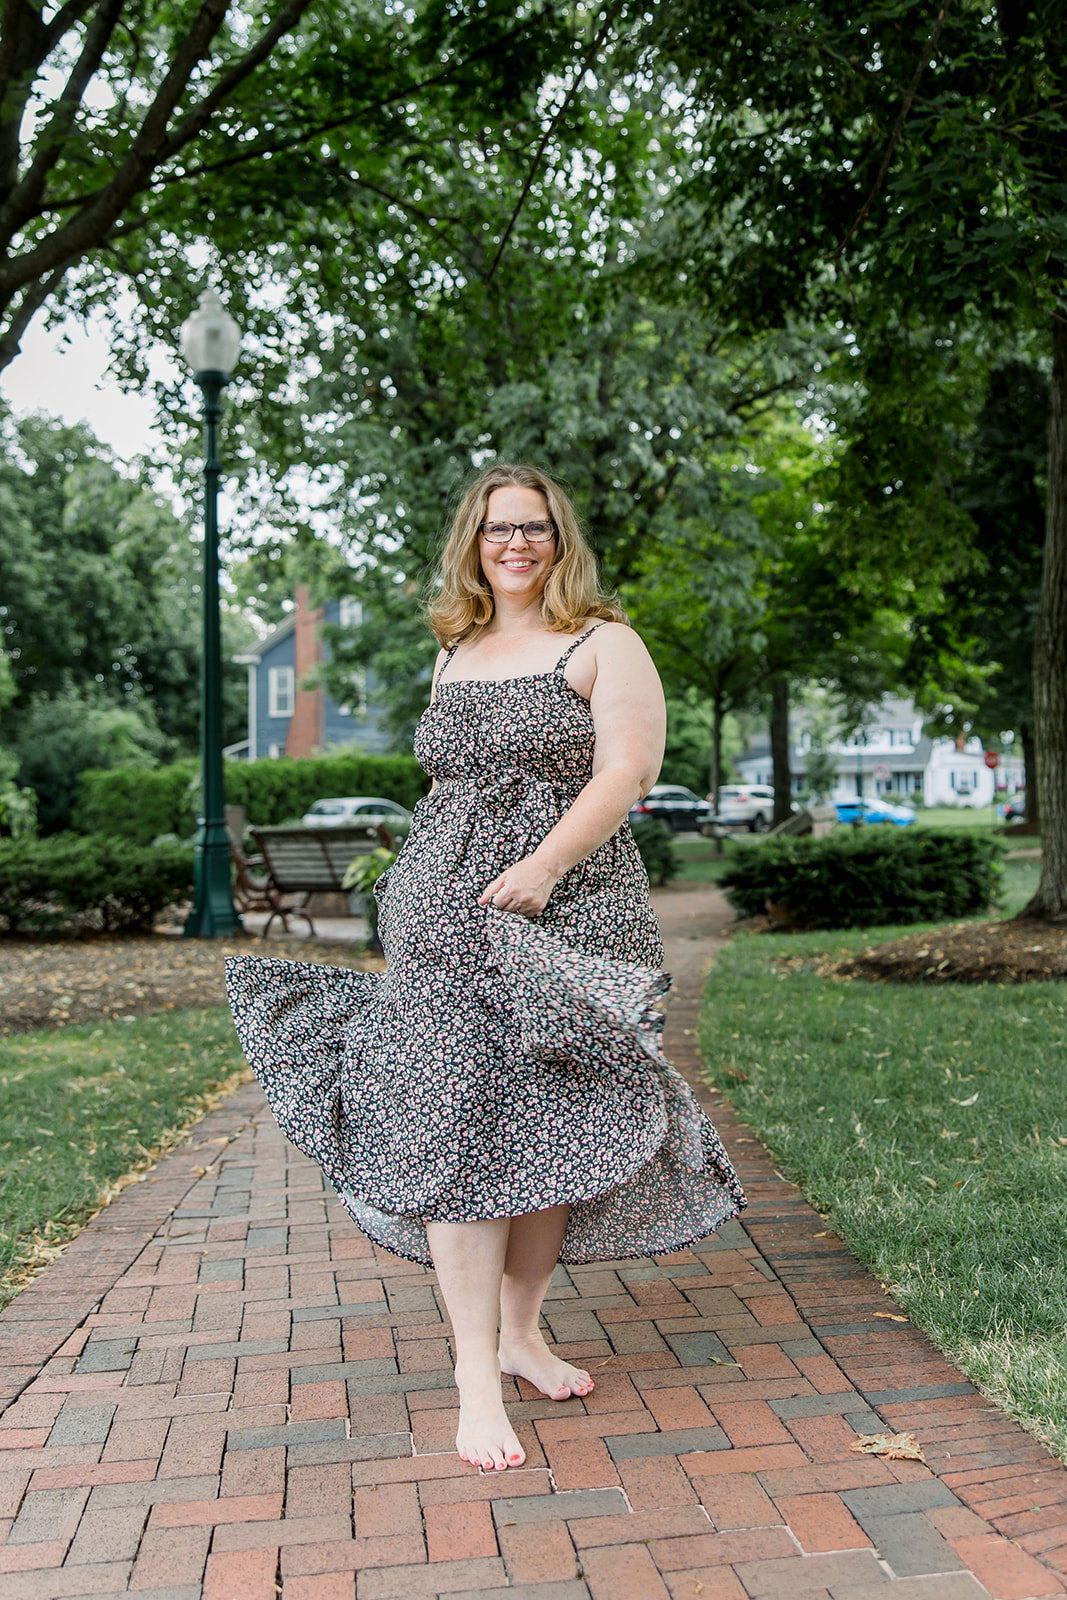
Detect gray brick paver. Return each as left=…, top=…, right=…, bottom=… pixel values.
left=841, top=1481, right=960, bottom=1518
left=857, top=1513, right=966, bottom=1576
left=74, top=1339, right=137, bottom=1374
left=9, top=1483, right=90, bottom=1544
left=605, top=1426, right=730, bottom=1458
left=827, top=1581, right=992, bottom=1599
left=736, top=1550, right=891, bottom=1594
left=490, top=1489, right=628, bottom=1523
left=357, top=1557, right=507, bottom=1598
left=45, top=1405, right=116, bottom=1448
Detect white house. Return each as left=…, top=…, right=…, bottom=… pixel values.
left=735, top=696, right=1025, bottom=808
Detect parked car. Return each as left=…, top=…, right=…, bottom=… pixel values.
left=711, top=784, right=777, bottom=833
left=301, top=796, right=414, bottom=832
left=629, top=784, right=715, bottom=833
left=834, top=797, right=915, bottom=827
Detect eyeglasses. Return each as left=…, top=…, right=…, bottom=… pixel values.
left=479, top=520, right=557, bottom=544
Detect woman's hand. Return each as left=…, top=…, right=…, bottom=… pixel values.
left=477, top=857, right=559, bottom=918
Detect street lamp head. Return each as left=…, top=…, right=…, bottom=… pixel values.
left=180, top=286, right=241, bottom=377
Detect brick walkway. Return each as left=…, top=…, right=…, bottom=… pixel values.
left=1, top=887, right=1066, bottom=1600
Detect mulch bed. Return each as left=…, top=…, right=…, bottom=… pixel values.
left=0, top=934, right=384, bottom=1036
left=830, top=919, right=1067, bottom=984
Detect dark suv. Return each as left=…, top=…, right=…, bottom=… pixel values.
left=629, top=785, right=714, bottom=833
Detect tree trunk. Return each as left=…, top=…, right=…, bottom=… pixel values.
left=1020, top=309, right=1067, bottom=918
left=1021, top=723, right=1039, bottom=826
left=770, top=675, right=793, bottom=827
left=710, top=689, right=725, bottom=857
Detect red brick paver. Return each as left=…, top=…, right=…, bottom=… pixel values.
left=0, top=885, right=1064, bottom=1599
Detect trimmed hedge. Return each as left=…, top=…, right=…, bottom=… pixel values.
left=0, top=835, right=194, bottom=934
left=74, top=752, right=431, bottom=845
left=73, top=760, right=199, bottom=844
left=719, top=827, right=1003, bottom=929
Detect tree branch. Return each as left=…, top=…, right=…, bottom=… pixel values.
left=154, top=0, right=311, bottom=164
left=0, top=0, right=125, bottom=237
left=485, top=0, right=626, bottom=284
left=0, top=0, right=315, bottom=298
left=834, top=0, right=955, bottom=265
left=0, top=262, right=65, bottom=369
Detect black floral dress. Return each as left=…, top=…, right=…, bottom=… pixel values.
left=225, top=625, right=745, bottom=1264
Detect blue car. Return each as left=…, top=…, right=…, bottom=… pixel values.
left=835, top=798, right=915, bottom=827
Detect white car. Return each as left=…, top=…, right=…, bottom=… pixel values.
left=711, top=784, right=777, bottom=833
left=301, top=796, right=413, bottom=832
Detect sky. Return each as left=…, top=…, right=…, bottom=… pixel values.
left=0, top=310, right=169, bottom=462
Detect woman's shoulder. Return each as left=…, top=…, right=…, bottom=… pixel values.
left=585, top=618, right=650, bottom=659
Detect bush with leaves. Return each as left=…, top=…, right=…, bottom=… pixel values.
left=341, top=846, right=396, bottom=952
left=718, top=828, right=1003, bottom=930
left=631, top=821, right=678, bottom=887
left=12, top=687, right=165, bottom=832
left=0, top=835, right=194, bottom=934
left=74, top=752, right=430, bottom=844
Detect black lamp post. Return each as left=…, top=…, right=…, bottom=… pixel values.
left=181, top=287, right=242, bottom=939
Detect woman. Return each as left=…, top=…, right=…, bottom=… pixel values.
left=226, top=464, right=745, bottom=1474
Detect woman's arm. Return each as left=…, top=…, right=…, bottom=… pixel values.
left=477, top=624, right=665, bottom=917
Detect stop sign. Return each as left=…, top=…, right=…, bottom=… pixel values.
left=984, top=750, right=999, bottom=770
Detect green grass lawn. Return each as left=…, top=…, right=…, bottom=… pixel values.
left=912, top=804, right=1003, bottom=830
left=701, top=926, right=1067, bottom=1460
left=0, top=1008, right=247, bottom=1306
left=673, top=834, right=758, bottom=884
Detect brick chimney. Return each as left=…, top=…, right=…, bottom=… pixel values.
left=285, top=585, right=325, bottom=758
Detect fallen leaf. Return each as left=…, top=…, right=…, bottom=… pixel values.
left=814, top=1230, right=831, bottom=1237
left=873, top=1312, right=909, bottom=1323
left=951, top=1093, right=979, bottom=1106
left=851, top=1430, right=926, bottom=1463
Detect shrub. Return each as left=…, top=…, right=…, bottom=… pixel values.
left=12, top=688, right=165, bottom=832
left=718, top=827, right=1003, bottom=929
left=73, top=761, right=199, bottom=843
left=0, top=834, right=194, bottom=934
left=74, top=751, right=430, bottom=845
left=631, top=820, right=678, bottom=887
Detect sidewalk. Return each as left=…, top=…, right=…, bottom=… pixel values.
left=0, top=886, right=1065, bottom=1599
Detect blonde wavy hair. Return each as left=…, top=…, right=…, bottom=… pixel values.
left=426, top=464, right=626, bottom=644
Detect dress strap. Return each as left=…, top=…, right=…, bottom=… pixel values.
left=554, top=622, right=607, bottom=676
left=434, top=641, right=461, bottom=689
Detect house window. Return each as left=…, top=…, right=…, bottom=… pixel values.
left=339, top=599, right=363, bottom=628
left=268, top=665, right=295, bottom=718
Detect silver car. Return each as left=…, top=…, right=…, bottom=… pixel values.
left=301, top=796, right=413, bottom=830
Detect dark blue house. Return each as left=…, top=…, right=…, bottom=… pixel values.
left=234, top=586, right=391, bottom=759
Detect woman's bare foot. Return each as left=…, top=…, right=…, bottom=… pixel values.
left=454, top=1361, right=525, bottom=1470
left=499, top=1331, right=594, bottom=1400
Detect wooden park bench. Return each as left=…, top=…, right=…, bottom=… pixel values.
left=248, top=823, right=393, bottom=937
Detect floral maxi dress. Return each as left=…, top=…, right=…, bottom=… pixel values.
left=225, top=625, right=746, bottom=1264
